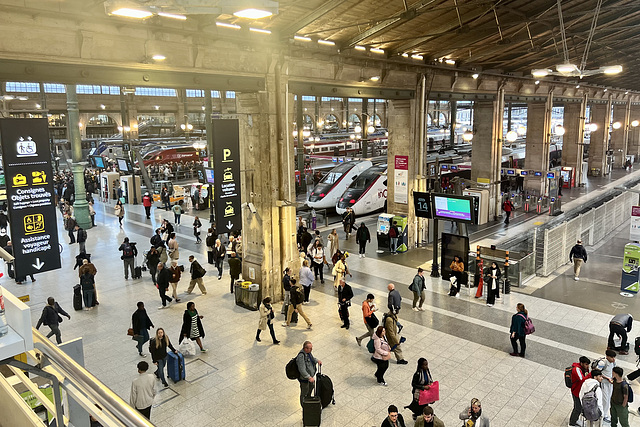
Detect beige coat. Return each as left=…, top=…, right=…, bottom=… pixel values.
left=258, top=303, right=272, bottom=330
left=328, top=233, right=339, bottom=258
left=384, top=312, right=400, bottom=348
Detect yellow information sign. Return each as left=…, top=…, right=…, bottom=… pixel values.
left=18, top=294, right=30, bottom=302
left=477, top=178, right=490, bottom=184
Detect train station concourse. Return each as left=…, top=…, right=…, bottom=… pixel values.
left=2, top=1, right=640, bottom=426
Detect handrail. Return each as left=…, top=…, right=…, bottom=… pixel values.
left=32, top=328, right=154, bottom=427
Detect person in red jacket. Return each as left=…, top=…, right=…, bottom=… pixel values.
left=142, top=192, right=153, bottom=219
left=569, top=356, right=591, bottom=427
left=503, top=199, right=514, bottom=225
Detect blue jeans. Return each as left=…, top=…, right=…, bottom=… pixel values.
left=82, top=289, right=94, bottom=308
left=174, top=214, right=181, bottom=224
left=136, top=329, right=149, bottom=354
left=155, top=356, right=167, bottom=384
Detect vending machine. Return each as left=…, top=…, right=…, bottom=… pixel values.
left=377, top=213, right=394, bottom=252
left=620, top=242, right=640, bottom=296
left=393, top=215, right=409, bottom=253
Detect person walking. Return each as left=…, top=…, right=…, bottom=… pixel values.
left=149, top=328, right=177, bottom=388
left=509, top=303, right=529, bottom=357
left=502, top=198, right=514, bottom=224
left=355, top=222, right=370, bottom=258
left=179, top=302, right=207, bottom=352
left=327, top=229, right=339, bottom=264
left=118, top=237, right=137, bottom=280
left=186, top=255, right=207, bottom=295
left=310, top=242, right=326, bottom=284
left=115, top=200, right=125, bottom=227
left=75, top=225, right=87, bottom=253
left=387, top=283, right=403, bottom=318
left=384, top=310, right=408, bottom=364
left=150, top=228, right=165, bottom=249
left=569, top=356, right=591, bottom=426
left=405, top=358, right=435, bottom=419
left=142, top=192, right=152, bottom=219
left=611, top=366, right=631, bottom=427
left=338, top=278, right=354, bottom=329
left=160, top=219, right=174, bottom=244
left=167, top=233, right=179, bottom=261
left=449, top=255, right=465, bottom=295
left=283, top=279, right=312, bottom=329
left=373, top=326, right=391, bottom=386
left=168, top=261, right=182, bottom=303
left=569, top=239, right=588, bottom=281
left=131, top=302, right=154, bottom=357
left=256, top=297, right=280, bottom=344
left=145, top=246, right=160, bottom=285
left=213, top=239, right=226, bottom=279
left=459, top=398, right=490, bottom=427
left=410, top=268, right=426, bottom=311
left=172, top=203, right=183, bottom=225
left=205, top=228, right=216, bottom=264
left=484, top=261, right=501, bottom=307
left=342, top=207, right=356, bottom=239
left=161, top=187, right=170, bottom=211
left=228, top=251, right=242, bottom=294
left=332, top=252, right=351, bottom=291
left=156, top=262, right=173, bottom=309
left=130, top=361, right=156, bottom=420
left=295, top=341, right=321, bottom=407
left=414, top=406, right=445, bottom=427
left=299, top=260, right=314, bottom=304
left=579, top=369, right=604, bottom=427
left=80, top=268, right=96, bottom=310
left=193, top=216, right=202, bottom=243
left=608, top=313, right=633, bottom=354
left=355, top=293, right=378, bottom=346
left=36, top=297, right=71, bottom=344
left=281, top=267, right=292, bottom=315
left=381, top=405, right=406, bottom=427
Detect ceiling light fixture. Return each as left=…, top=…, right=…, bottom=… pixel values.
left=100, top=104, right=106, bottom=110
left=532, top=69, right=550, bottom=78
left=16, top=96, right=28, bottom=101
left=534, top=80, right=540, bottom=85
left=576, top=84, right=580, bottom=88
left=318, top=39, right=335, bottom=46
left=613, top=121, right=622, bottom=129
left=154, top=105, right=160, bottom=110
left=401, top=53, right=409, bottom=58
left=632, top=120, right=639, bottom=127
left=370, top=76, right=380, bottom=82
left=250, top=27, right=271, bottom=34
left=411, top=54, right=423, bottom=60
left=506, top=131, right=518, bottom=142
left=370, top=48, right=384, bottom=54
left=367, top=125, right=375, bottom=134
left=604, top=88, right=608, bottom=92
left=233, top=8, right=273, bottom=19
left=35, top=103, right=41, bottom=109
left=588, top=123, right=598, bottom=132
left=472, top=73, right=479, bottom=79
left=158, top=12, right=187, bottom=20
left=294, top=35, right=311, bottom=42
left=556, top=63, right=578, bottom=74
left=110, top=8, right=153, bottom=18
left=444, top=59, right=456, bottom=65
left=355, top=45, right=366, bottom=51
left=555, top=125, right=566, bottom=136
left=216, top=22, right=241, bottom=29
left=603, top=65, right=623, bottom=75
left=152, top=54, right=166, bottom=61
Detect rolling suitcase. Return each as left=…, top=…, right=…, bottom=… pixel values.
left=133, top=266, right=142, bottom=279
left=303, top=380, right=322, bottom=426
left=316, top=366, right=335, bottom=408
left=167, top=351, right=186, bottom=383
left=73, top=285, right=83, bottom=311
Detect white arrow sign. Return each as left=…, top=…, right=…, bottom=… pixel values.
left=32, top=258, right=44, bottom=270
left=226, top=221, right=234, bottom=230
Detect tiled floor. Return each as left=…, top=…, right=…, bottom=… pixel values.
left=4, top=185, right=640, bottom=426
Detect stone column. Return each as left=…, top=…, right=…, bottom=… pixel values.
left=234, top=59, right=297, bottom=303
left=588, top=99, right=612, bottom=176
left=628, top=105, right=640, bottom=161
left=470, top=93, right=504, bottom=219
left=387, top=98, right=418, bottom=247
left=561, top=98, right=586, bottom=186
left=65, top=85, right=91, bottom=229
left=610, top=101, right=631, bottom=168
left=524, top=92, right=552, bottom=194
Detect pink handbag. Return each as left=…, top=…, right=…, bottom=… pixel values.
left=418, top=381, right=440, bottom=405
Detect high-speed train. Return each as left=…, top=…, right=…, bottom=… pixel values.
left=336, top=164, right=388, bottom=216
left=307, top=160, right=373, bottom=209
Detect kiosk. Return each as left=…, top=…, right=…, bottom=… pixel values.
left=560, top=167, right=575, bottom=189
left=99, top=171, right=120, bottom=203
left=119, top=175, right=142, bottom=204
left=376, top=213, right=394, bottom=252
left=462, top=189, right=489, bottom=225
left=620, top=242, right=640, bottom=297
left=393, top=215, right=408, bottom=253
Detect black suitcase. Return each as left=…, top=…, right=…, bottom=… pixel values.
left=73, top=285, right=83, bottom=311
left=133, top=266, right=142, bottom=279
left=316, top=366, right=335, bottom=408
left=303, top=383, right=322, bottom=426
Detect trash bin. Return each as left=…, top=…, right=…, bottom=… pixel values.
left=246, top=283, right=260, bottom=311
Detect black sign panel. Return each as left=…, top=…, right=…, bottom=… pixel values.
left=212, top=119, right=242, bottom=234
left=0, top=119, right=61, bottom=277
left=196, top=165, right=206, bottom=184
left=413, top=191, right=433, bottom=219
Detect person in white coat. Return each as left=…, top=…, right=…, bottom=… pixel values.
left=579, top=369, right=604, bottom=427
left=594, top=350, right=616, bottom=424
left=299, top=260, right=315, bottom=304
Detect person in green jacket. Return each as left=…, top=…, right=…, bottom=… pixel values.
left=414, top=406, right=445, bottom=427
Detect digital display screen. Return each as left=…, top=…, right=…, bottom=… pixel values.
left=117, top=158, right=129, bottom=172
left=547, top=172, right=555, bottom=178
left=520, top=170, right=528, bottom=176
left=534, top=171, right=542, bottom=177
left=413, top=191, right=433, bottom=219
left=450, top=165, right=458, bottom=170
left=204, top=167, right=215, bottom=184
left=506, top=169, right=515, bottom=175
left=441, top=165, right=449, bottom=170
left=93, top=156, right=105, bottom=169
left=432, top=194, right=473, bottom=222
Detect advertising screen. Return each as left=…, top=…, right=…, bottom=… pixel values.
left=93, top=156, right=105, bottom=169
left=204, top=167, right=215, bottom=184
left=432, top=194, right=474, bottom=223
left=117, top=158, right=129, bottom=172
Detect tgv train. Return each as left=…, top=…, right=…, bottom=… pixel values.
left=336, top=164, right=388, bottom=215
left=307, top=160, right=374, bottom=209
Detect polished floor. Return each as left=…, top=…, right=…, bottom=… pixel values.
left=5, top=180, right=640, bottom=426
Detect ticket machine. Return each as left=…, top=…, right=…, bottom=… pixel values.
left=377, top=213, right=394, bottom=252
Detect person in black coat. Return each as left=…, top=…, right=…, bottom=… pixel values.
left=149, top=327, right=176, bottom=387
left=145, top=247, right=160, bottom=285
left=355, top=222, right=371, bottom=258
left=405, top=358, right=435, bottom=419
left=484, top=262, right=502, bottom=307
left=381, top=405, right=406, bottom=427
left=338, top=278, right=354, bottom=329
left=228, top=251, right=242, bottom=293
left=36, top=297, right=71, bottom=344
left=180, top=302, right=207, bottom=352
left=131, top=302, right=154, bottom=357
left=156, top=263, right=173, bottom=308
left=213, top=239, right=226, bottom=280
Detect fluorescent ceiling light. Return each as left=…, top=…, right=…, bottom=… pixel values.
left=603, top=65, right=623, bottom=75
left=234, top=8, right=273, bottom=19
left=556, top=63, right=578, bottom=74
left=370, top=48, right=384, bottom=54
left=612, top=121, right=622, bottom=129
left=370, top=76, right=380, bottom=82
left=216, top=22, right=241, bottom=29
left=472, top=73, right=479, bottom=79
left=250, top=27, right=271, bottom=34
left=100, top=104, right=106, bottom=109
left=531, top=69, right=549, bottom=77
left=158, top=12, right=187, bottom=20
left=110, top=8, right=153, bottom=18
left=294, top=35, right=311, bottom=42
left=318, top=39, right=335, bottom=46
left=444, top=59, right=455, bottom=65
left=2, top=95, right=14, bottom=100
left=16, top=96, right=28, bottom=101
left=355, top=45, right=366, bottom=51
left=411, top=54, right=423, bottom=60
left=401, top=53, right=409, bottom=58
left=632, top=120, right=639, bottom=127
left=152, top=54, right=166, bottom=61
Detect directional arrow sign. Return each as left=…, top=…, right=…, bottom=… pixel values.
left=32, top=258, right=44, bottom=270
left=226, top=221, right=233, bottom=230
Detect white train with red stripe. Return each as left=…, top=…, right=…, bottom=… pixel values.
left=336, top=164, right=388, bottom=216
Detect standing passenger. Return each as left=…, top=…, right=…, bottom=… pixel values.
left=509, top=303, right=528, bottom=357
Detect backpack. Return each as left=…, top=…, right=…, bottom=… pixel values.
left=388, top=227, right=397, bottom=238
left=366, top=338, right=375, bottom=354
left=206, top=235, right=215, bottom=247
left=581, top=384, right=601, bottom=421
left=635, top=337, right=640, bottom=356
left=591, top=357, right=604, bottom=371
left=518, top=314, right=535, bottom=335
left=122, top=244, right=134, bottom=258
left=285, top=357, right=300, bottom=380
left=564, top=366, right=573, bottom=388
left=624, top=381, right=634, bottom=403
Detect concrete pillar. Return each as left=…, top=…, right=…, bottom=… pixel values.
left=387, top=98, right=418, bottom=248
left=628, top=106, right=640, bottom=161
left=561, top=98, right=586, bottom=185
left=235, top=60, right=297, bottom=303
left=588, top=99, right=612, bottom=176
left=610, top=102, right=631, bottom=168
left=470, top=93, right=504, bottom=219
left=524, top=92, right=552, bottom=194
left=65, top=85, right=91, bottom=229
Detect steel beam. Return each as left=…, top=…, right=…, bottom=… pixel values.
left=278, top=0, right=344, bottom=37
left=289, top=81, right=414, bottom=100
